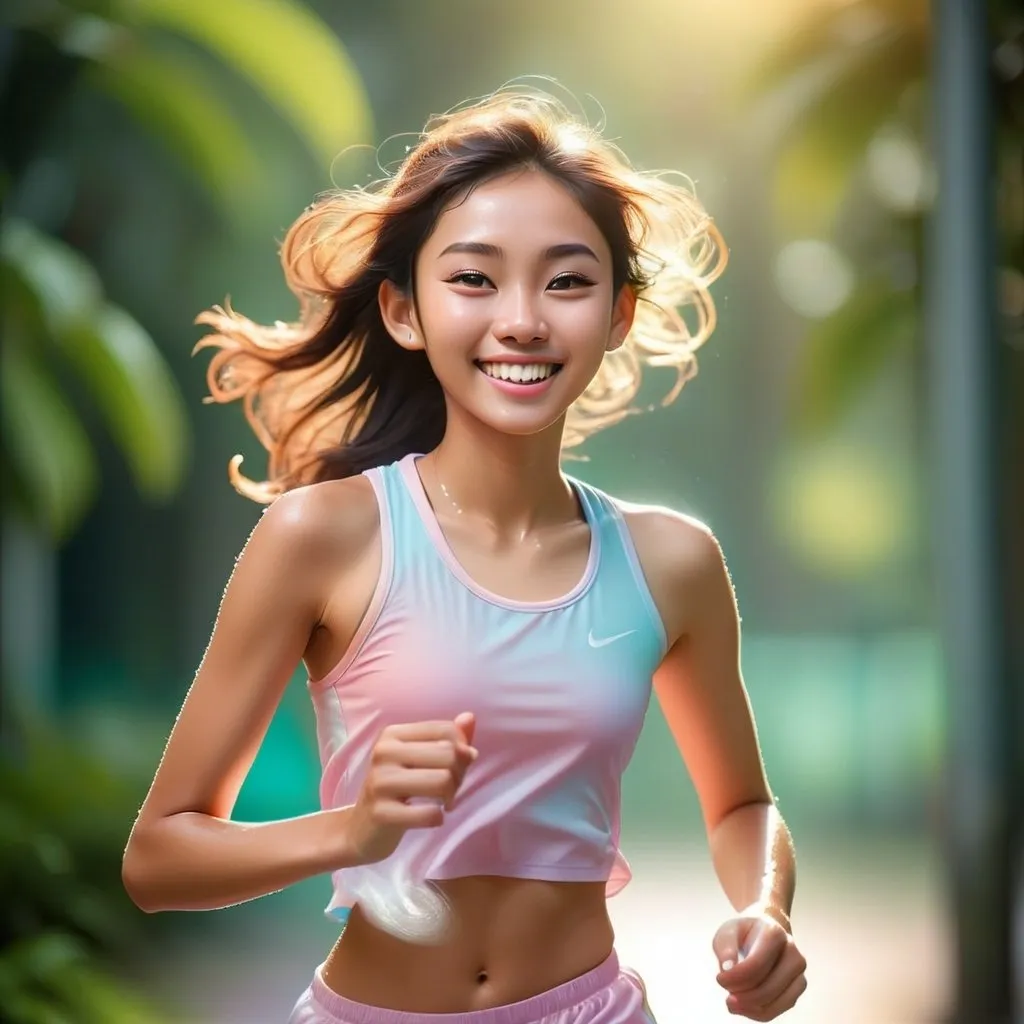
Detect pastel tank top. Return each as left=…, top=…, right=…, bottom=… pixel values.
left=307, top=453, right=667, bottom=940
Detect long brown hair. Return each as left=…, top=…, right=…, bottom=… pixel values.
left=195, top=89, right=727, bottom=502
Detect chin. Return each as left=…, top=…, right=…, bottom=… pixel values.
left=477, top=408, right=567, bottom=439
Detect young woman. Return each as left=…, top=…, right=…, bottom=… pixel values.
left=123, top=90, right=807, bottom=1023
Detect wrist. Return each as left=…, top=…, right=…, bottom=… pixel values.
left=753, top=901, right=792, bottom=933
left=312, top=805, right=364, bottom=872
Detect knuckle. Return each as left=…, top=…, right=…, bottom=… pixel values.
left=414, top=804, right=443, bottom=827
left=368, top=802, right=392, bottom=825
left=369, top=764, right=395, bottom=792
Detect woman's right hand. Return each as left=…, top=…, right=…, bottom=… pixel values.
left=348, top=712, right=478, bottom=865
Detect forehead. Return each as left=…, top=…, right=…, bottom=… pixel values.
left=424, top=168, right=609, bottom=256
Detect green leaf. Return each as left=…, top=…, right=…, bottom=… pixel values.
left=1, top=331, right=99, bottom=540
left=793, top=282, right=917, bottom=435
left=90, top=46, right=264, bottom=219
left=1, top=219, right=189, bottom=504
left=1, top=219, right=103, bottom=333
left=60, top=306, right=189, bottom=500
left=126, top=0, right=373, bottom=164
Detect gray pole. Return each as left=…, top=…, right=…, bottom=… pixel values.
left=927, top=1, right=1015, bottom=1020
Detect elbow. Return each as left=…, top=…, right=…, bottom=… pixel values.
left=122, top=828, right=164, bottom=914
left=705, top=795, right=778, bottom=836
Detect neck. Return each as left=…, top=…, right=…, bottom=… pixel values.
left=418, top=411, right=578, bottom=537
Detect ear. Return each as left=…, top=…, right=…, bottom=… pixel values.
left=378, top=278, right=425, bottom=352
left=607, top=285, right=637, bottom=352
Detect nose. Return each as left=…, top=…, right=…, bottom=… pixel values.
left=490, top=286, right=549, bottom=345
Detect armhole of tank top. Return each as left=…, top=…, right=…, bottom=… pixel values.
left=307, top=467, right=394, bottom=690
left=604, top=497, right=670, bottom=658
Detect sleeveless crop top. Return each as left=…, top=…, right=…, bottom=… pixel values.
left=307, top=454, right=667, bottom=940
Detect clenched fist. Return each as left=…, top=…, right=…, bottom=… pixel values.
left=712, top=904, right=807, bottom=1020
left=347, top=712, right=477, bottom=865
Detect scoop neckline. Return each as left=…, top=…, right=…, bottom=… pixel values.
left=396, top=453, right=600, bottom=613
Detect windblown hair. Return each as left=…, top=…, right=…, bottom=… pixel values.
left=195, top=89, right=727, bottom=502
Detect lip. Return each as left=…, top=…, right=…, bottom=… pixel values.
left=474, top=355, right=564, bottom=365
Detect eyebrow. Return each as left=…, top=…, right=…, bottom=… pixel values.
left=437, top=241, right=601, bottom=263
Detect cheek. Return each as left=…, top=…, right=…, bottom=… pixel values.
left=419, top=290, right=488, bottom=346
left=555, top=299, right=615, bottom=353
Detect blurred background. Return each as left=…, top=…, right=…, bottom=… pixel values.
left=1, top=1, right=1021, bottom=1022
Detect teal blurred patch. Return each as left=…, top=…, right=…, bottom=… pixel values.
left=233, top=673, right=322, bottom=821
left=622, top=629, right=944, bottom=838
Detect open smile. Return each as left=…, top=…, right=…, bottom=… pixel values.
left=473, top=359, right=564, bottom=397
left=474, top=360, right=564, bottom=385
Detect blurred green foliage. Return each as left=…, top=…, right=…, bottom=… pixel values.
left=0, top=718, right=173, bottom=1023
left=2, top=217, right=189, bottom=540
left=2, top=0, right=372, bottom=541
left=749, top=0, right=1022, bottom=435
left=1, top=1, right=373, bottom=1019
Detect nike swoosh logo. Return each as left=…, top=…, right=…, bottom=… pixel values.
left=588, top=628, right=637, bottom=648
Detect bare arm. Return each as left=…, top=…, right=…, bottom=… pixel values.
left=122, top=481, right=370, bottom=913
left=650, top=518, right=795, bottom=924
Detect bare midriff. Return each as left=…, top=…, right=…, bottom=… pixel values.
left=319, top=876, right=614, bottom=1012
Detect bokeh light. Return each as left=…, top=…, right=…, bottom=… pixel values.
left=774, top=239, right=856, bottom=319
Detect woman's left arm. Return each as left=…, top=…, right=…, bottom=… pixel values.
left=649, top=516, right=807, bottom=1020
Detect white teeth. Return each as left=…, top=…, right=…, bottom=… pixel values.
left=479, top=362, right=558, bottom=383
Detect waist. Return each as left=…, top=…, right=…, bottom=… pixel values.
left=320, top=876, right=614, bottom=1012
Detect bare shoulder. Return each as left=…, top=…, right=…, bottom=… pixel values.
left=239, top=474, right=381, bottom=592
left=616, top=497, right=731, bottom=645
left=617, top=496, right=723, bottom=577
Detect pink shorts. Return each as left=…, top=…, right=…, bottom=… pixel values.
left=287, top=951, right=657, bottom=1024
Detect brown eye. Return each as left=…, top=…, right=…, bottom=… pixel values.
left=448, top=271, right=491, bottom=288
left=548, top=272, right=595, bottom=291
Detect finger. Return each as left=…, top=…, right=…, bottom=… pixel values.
left=378, top=742, right=476, bottom=795
left=454, top=711, right=476, bottom=748
left=716, top=925, right=786, bottom=992
left=724, top=950, right=804, bottom=1014
left=375, top=767, right=459, bottom=804
left=379, top=727, right=478, bottom=766
left=385, top=721, right=474, bottom=750
left=386, top=741, right=468, bottom=770
left=712, top=920, right=744, bottom=974
left=729, top=972, right=807, bottom=1021
left=760, top=972, right=808, bottom=1018
left=372, top=800, right=444, bottom=829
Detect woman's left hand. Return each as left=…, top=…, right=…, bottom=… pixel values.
left=711, top=904, right=807, bottom=1020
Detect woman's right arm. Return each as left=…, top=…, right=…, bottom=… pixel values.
left=121, top=480, right=368, bottom=913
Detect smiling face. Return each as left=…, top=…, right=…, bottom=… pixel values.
left=380, top=167, right=635, bottom=443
